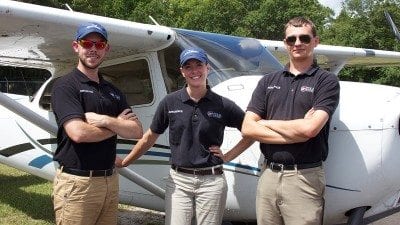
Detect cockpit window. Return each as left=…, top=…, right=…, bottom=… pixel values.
left=100, top=59, right=154, bottom=106
left=39, top=60, right=154, bottom=111
left=173, top=29, right=283, bottom=87
left=158, top=30, right=283, bottom=94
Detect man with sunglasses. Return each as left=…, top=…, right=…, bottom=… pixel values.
left=242, top=17, right=340, bottom=225
left=51, top=22, right=143, bottom=225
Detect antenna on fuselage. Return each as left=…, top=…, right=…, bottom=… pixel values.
left=64, top=3, right=73, bottom=12
left=384, top=11, right=400, bottom=41
left=149, top=15, right=160, bottom=26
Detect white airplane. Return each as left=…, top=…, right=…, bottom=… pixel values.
left=1, top=1, right=400, bottom=224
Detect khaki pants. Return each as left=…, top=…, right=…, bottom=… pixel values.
left=256, top=165, right=325, bottom=225
left=165, top=168, right=227, bottom=225
left=52, top=169, right=119, bottom=225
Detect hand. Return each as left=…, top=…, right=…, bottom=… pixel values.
left=209, top=145, right=226, bottom=162
left=85, top=112, right=108, bottom=127
left=115, top=156, right=123, bottom=168
left=118, top=108, right=138, bottom=121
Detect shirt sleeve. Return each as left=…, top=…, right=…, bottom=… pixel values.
left=117, top=89, right=130, bottom=113
left=246, top=75, right=267, bottom=118
left=150, top=96, right=169, bottom=134
left=313, top=72, right=340, bottom=116
left=226, top=100, right=245, bottom=130
left=51, top=79, right=84, bottom=126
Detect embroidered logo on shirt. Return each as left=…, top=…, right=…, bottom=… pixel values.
left=267, top=85, right=281, bottom=90
left=79, top=89, right=94, bottom=93
left=109, top=92, right=121, bottom=100
left=207, top=111, right=222, bottom=119
left=300, top=86, right=314, bottom=93
left=168, top=110, right=183, bottom=114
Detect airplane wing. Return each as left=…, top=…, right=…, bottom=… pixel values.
left=0, top=0, right=175, bottom=75
left=260, top=40, right=400, bottom=74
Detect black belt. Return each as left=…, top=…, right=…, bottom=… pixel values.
left=60, top=167, right=114, bottom=177
left=265, top=161, right=322, bottom=172
left=171, top=165, right=223, bottom=175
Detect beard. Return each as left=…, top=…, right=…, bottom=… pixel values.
left=78, top=56, right=103, bottom=70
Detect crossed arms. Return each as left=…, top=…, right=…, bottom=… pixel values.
left=241, top=108, right=329, bottom=144
left=63, top=108, right=143, bottom=143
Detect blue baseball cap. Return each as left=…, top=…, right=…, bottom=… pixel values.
left=75, top=22, right=108, bottom=41
left=180, top=47, right=208, bottom=66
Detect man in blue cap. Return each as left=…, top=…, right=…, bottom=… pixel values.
left=121, top=47, right=254, bottom=225
left=51, top=22, right=143, bottom=225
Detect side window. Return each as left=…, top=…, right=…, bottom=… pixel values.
left=158, top=44, right=185, bottom=93
left=0, top=66, right=51, bottom=96
left=100, top=59, right=153, bottom=106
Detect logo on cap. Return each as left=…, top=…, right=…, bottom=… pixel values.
left=75, top=22, right=108, bottom=41
left=179, top=47, right=208, bottom=66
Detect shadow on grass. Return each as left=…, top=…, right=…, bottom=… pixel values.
left=0, top=173, right=54, bottom=223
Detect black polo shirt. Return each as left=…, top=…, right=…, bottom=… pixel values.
left=151, top=86, right=244, bottom=168
left=247, top=65, right=340, bottom=164
left=51, top=68, right=129, bottom=170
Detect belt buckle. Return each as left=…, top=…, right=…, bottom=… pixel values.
left=270, top=162, right=284, bottom=172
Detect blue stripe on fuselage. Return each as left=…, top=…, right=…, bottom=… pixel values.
left=28, top=154, right=52, bottom=169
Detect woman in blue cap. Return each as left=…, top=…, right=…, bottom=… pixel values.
left=121, top=47, right=253, bottom=225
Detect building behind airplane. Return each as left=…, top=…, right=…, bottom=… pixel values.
left=1, top=1, right=400, bottom=224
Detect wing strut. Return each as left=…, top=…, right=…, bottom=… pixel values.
left=0, top=91, right=165, bottom=199
left=385, top=11, right=400, bottom=41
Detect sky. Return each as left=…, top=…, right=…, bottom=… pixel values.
left=318, top=0, right=343, bottom=16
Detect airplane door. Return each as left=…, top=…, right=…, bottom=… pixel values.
left=99, top=53, right=171, bottom=210
left=100, top=53, right=167, bottom=133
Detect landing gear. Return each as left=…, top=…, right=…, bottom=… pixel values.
left=346, top=206, right=369, bottom=225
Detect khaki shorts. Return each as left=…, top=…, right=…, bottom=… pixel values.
left=256, top=165, right=325, bottom=225
left=52, top=169, right=119, bottom=225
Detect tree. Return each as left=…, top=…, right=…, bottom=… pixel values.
left=322, top=0, right=400, bottom=87
left=129, top=0, right=248, bottom=35
left=237, top=0, right=333, bottom=39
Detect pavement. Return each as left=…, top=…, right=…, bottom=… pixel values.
left=118, top=205, right=400, bottom=225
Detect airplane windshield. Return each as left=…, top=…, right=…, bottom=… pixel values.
left=174, top=29, right=283, bottom=87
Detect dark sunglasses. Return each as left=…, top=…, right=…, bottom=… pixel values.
left=78, top=39, right=108, bottom=50
left=285, top=35, right=313, bottom=46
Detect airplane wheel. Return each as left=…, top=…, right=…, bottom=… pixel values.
left=346, top=206, right=368, bottom=225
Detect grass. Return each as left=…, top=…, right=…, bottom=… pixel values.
left=0, top=163, right=54, bottom=225
left=0, top=163, right=164, bottom=225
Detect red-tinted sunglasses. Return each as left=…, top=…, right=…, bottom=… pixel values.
left=78, top=39, right=108, bottom=50
left=285, top=34, right=313, bottom=46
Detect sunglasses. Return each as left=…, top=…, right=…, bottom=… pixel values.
left=78, top=39, right=108, bottom=50
left=285, top=35, right=313, bottom=46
